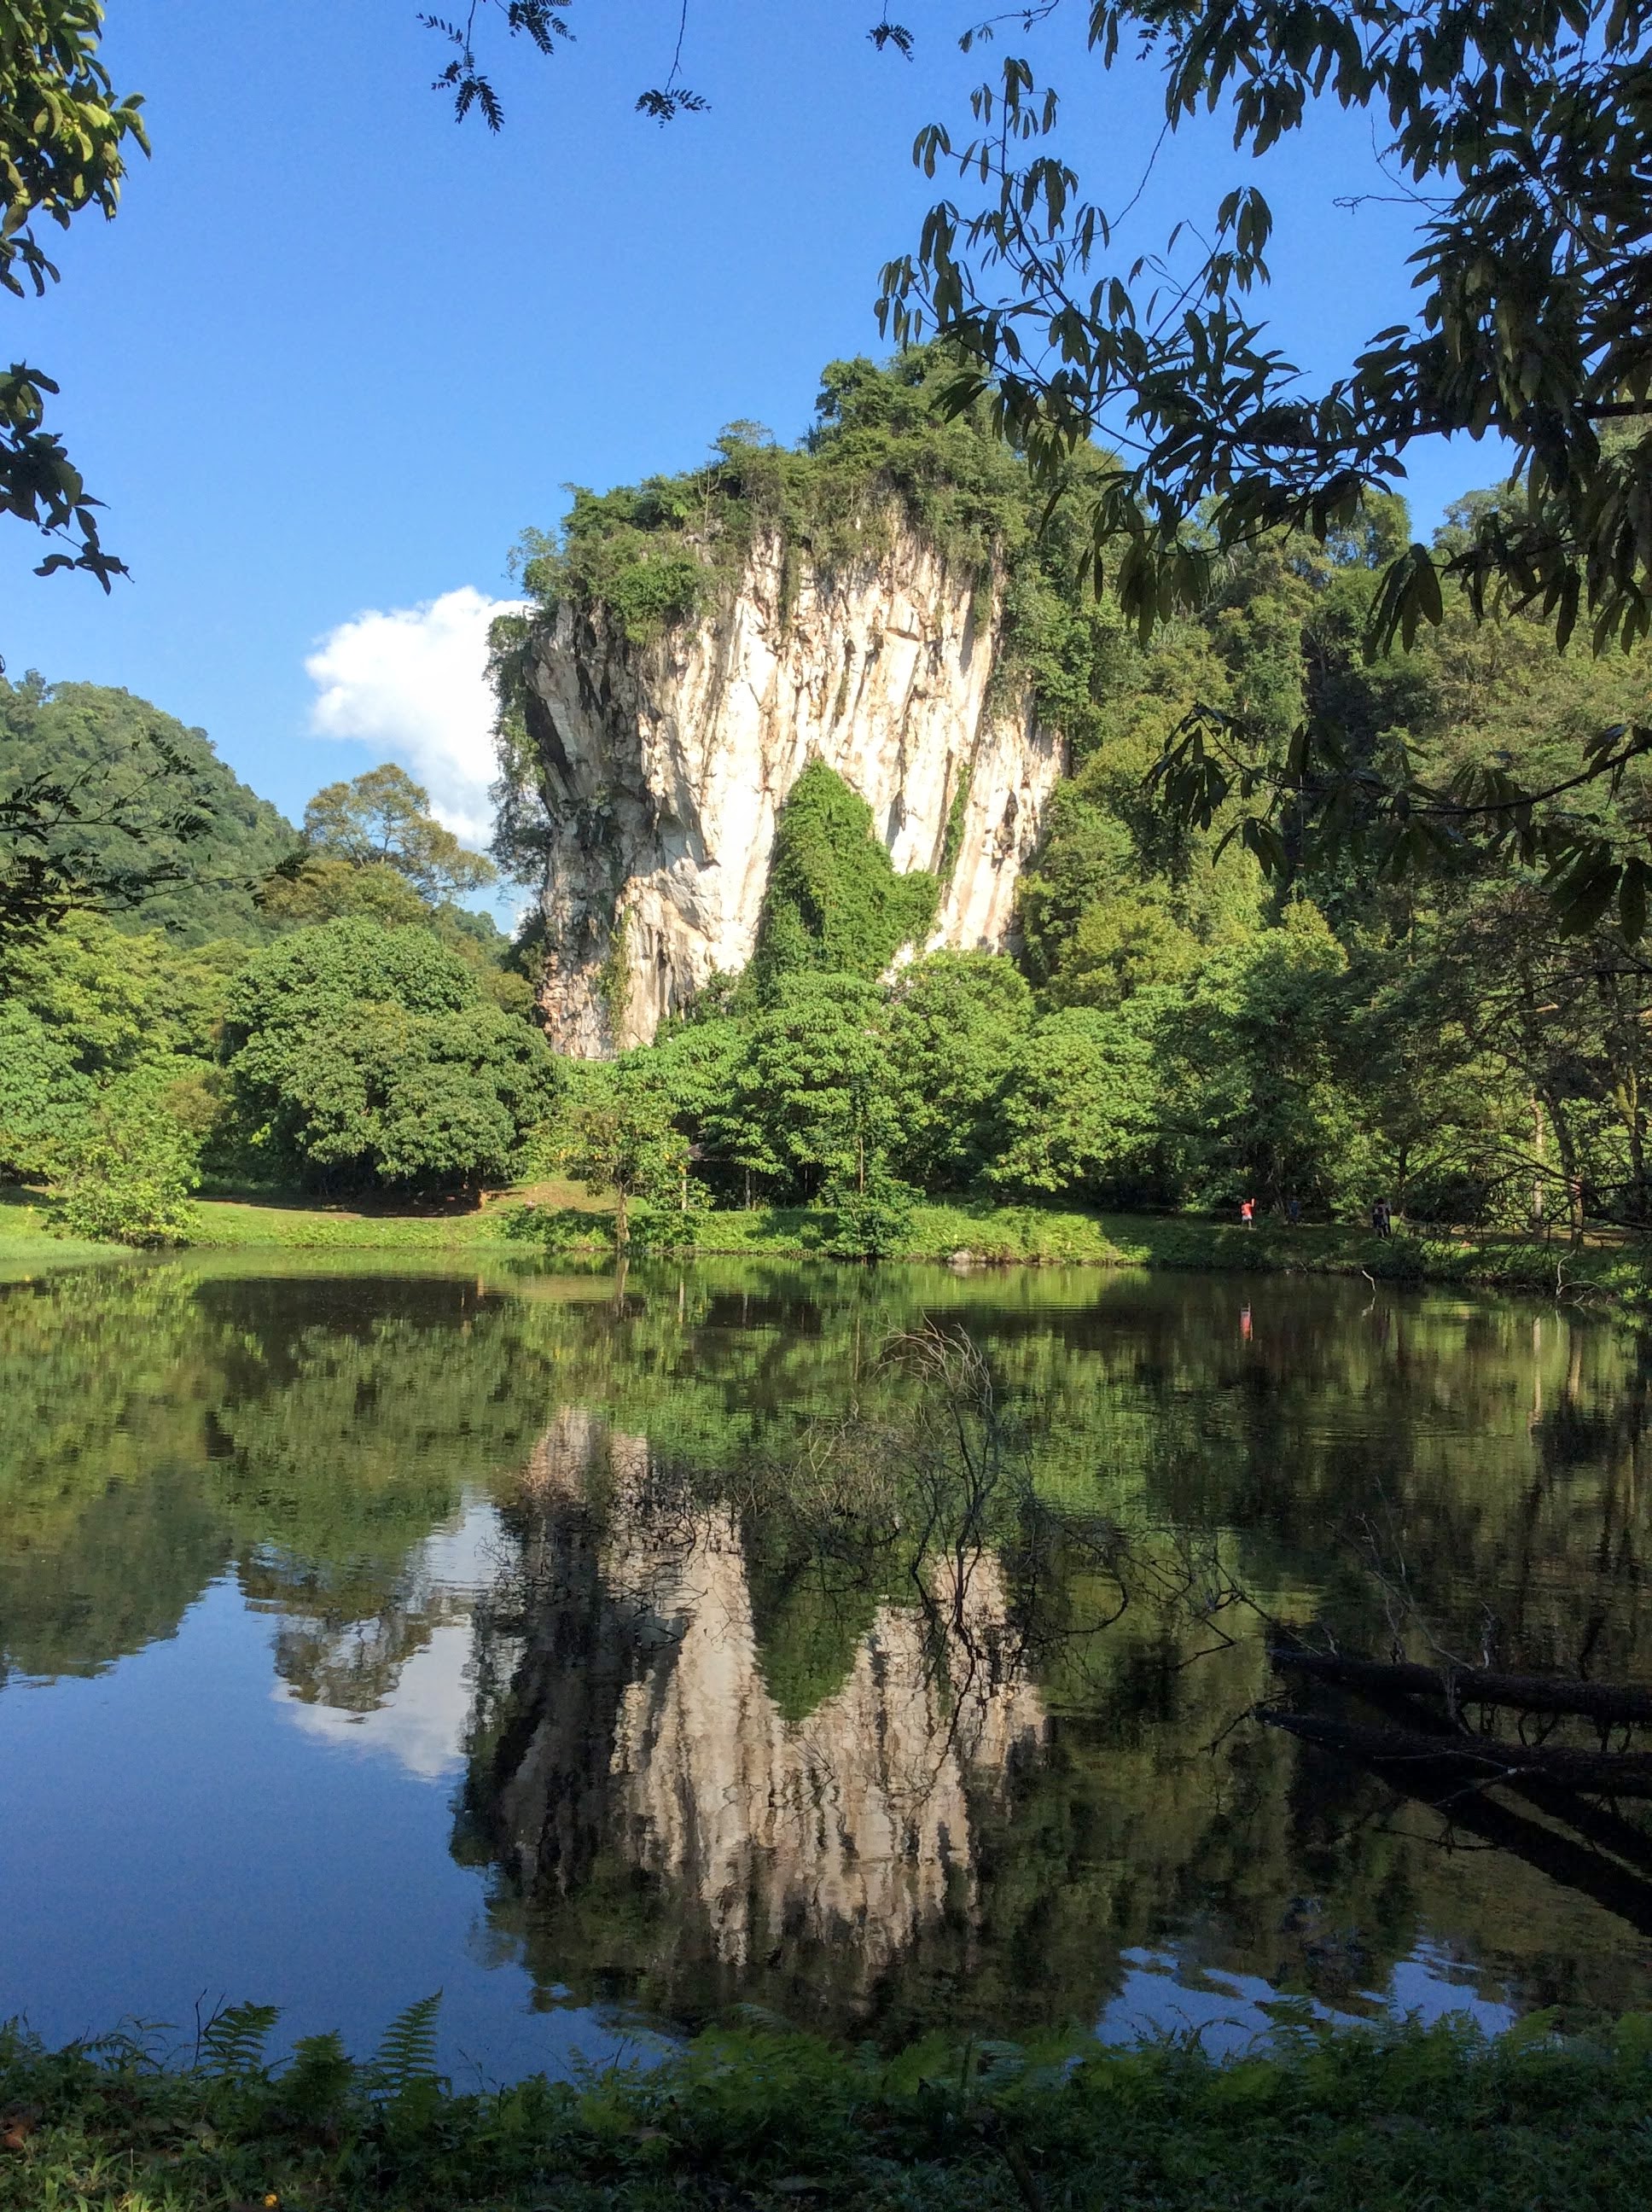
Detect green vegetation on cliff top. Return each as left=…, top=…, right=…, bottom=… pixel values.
left=489, top=352, right=1127, bottom=884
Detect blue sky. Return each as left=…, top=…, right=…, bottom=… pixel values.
left=0, top=0, right=1495, bottom=850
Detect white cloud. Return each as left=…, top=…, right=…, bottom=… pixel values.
left=277, top=1622, right=475, bottom=1783
left=305, top=586, right=526, bottom=850
left=272, top=1505, right=505, bottom=1784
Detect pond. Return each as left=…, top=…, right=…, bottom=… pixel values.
left=2, top=1255, right=1649, bottom=2080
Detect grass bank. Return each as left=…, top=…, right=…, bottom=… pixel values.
left=0, top=1189, right=121, bottom=1278
left=529, top=1196, right=1652, bottom=1308
left=7, top=1179, right=1650, bottom=1309
left=3, top=2015, right=1650, bottom=2212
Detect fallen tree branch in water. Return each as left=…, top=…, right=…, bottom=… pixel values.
left=1263, top=1708, right=1652, bottom=1796
left=1268, top=1640, right=1652, bottom=1728
left=1347, top=1758, right=1652, bottom=1937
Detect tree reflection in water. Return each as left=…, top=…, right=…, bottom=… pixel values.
left=456, top=1327, right=1652, bottom=2043
left=6, top=1261, right=1652, bottom=2045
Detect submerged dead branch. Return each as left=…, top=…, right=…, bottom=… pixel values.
left=1264, top=1708, right=1652, bottom=1798
left=1269, top=1643, right=1652, bottom=1729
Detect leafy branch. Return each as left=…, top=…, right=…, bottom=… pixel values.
left=423, top=0, right=919, bottom=128
left=878, top=0, right=1652, bottom=662
left=418, top=0, right=571, bottom=131
left=1, top=0, right=148, bottom=586
left=1148, top=703, right=1652, bottom=938
left=635, top=0, right=708, bottom=120
left=0, top=731, right=217, bottom=934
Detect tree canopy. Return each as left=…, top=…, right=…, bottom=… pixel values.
left=0, top=673, right=295, bottom=942
left=299, top=764, right=498, bottom=903
left=390, top=0, right=1652, bottom=678
left=876, top=0, right=1652, bottom=661
left=0, top=700, right=548, bottom=1235
left=222, top=917, right=556, bottom=1193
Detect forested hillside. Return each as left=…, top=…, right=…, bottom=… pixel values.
left=5, top=356, right=1651, bottom=1253
left=519, top=356, right=1652, bottom=1248
left=0, top=675, right=298, bottom=945
left=0, top=689, right=551, bottom=1243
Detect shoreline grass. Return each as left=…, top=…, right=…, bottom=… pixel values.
left=4, top=1179, right=1649, bottom=1310
left=0, top=1190, right=124, bottom=1277
left=3, top=2013, right=1650, bottom=2212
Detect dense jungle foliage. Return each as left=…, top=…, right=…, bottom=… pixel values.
left=8, top=357, right=1652, bottom=1249
left=0, top=702, right=551, bottom=1240
left=0, top=673, right=296, bottom=941
left=492, top=355, right=1652, bottom=1248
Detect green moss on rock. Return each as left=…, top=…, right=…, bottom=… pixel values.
left=743, top=762, right=938, bottom=1002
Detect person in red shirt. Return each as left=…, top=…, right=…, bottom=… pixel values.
left=1240, top=1197, right=1254, bottom=1228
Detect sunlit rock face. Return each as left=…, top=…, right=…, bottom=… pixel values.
left=473, top=1418, right=1045, bottom=2008
left=510, top=526, right=1066, bottom=1054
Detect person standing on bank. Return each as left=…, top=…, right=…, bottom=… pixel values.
left=1240, top=1197, right=1255, bottom=1229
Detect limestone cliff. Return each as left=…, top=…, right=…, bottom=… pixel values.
left=509, top=524, right=1066, bottom=1053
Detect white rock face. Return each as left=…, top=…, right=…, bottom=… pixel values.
left=512, top=522, right=1066, bottom=1053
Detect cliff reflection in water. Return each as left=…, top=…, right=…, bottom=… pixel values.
left=463, top=1412, right=1046, bottom=2023
left=9, top=1260, right=1652, bottom=2057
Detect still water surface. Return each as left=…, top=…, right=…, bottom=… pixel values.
left=2, top=1256, right=1649, bottom=2077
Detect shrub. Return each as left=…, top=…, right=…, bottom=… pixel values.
left=821, top=1173, right=918, bottom=1259
left=53, top=1062, right=208, bottom=1248
left=55, top=1140, right=198, bottom=1248
left=500, top=1202, right=616, bottom=1254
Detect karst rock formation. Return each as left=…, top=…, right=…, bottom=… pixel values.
left=508, top=524, right=1066, bottom=1053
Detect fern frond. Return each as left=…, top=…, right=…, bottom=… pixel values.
left=282, top=2030, right=357, bottom=2117
left=199, top=2000, right=280, bottom=2078
left=370, top=1994, right=443, bottom=2097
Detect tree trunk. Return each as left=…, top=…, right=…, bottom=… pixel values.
left=1542, top=1091, right=1586, bottom=1244
left=1265, top=1708, right=1652, bottom=1796
left=1268, top=1642, right=1652, bottom=1725
left=1532, top=1094, right=1545, bottom=1225
left=1623, top=1062, right=1647, bottom=1220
